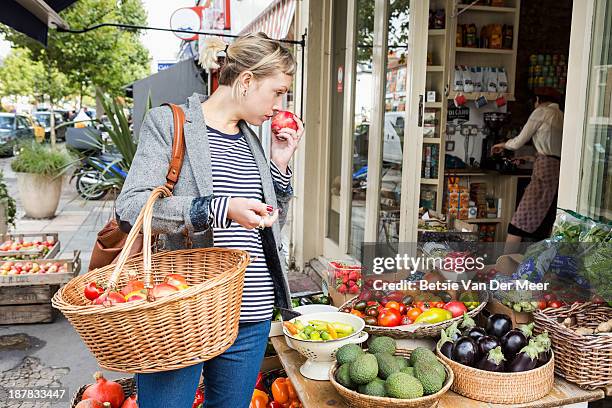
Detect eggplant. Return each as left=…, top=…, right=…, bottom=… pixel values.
left=518, top=322, right=535, bottom=339
left=486, top=314, right=513, bottom=338
left=459, top=312, right=476, bottom=330
left=476, top=346, right=506, bottom=372
left=437, top=330, right=454, bottom=359
left=477, top=335, right=501, bottom=357
left=507, top=341, right=540, bottom=372
left=445, top=321, right=462, bottom=342
left=500, top=329, right=528, bottom=359
left=533, top=332, right=552, bottom=367
left=464, top=327, right=487, bottom=342
left=452, top=336, right=479, bottom=366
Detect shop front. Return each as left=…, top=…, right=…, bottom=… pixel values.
left=292, top=0, right=611, bottom=269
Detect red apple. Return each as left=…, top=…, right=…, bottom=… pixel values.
left=271, top=111, right=298, bottom=134
left=151, top=283, right=179, bottom=298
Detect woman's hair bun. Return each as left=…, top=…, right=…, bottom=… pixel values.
left=198, top=36, right=228, bottom=70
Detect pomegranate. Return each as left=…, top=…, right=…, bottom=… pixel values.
left=120, top=394, right=138, bottom=408
left=92, top=292, right=126, bottom=306
left=151, top=283, right=179, bottom=298
left=164, top=274, right=189, bottom=290
left=82, top=372, right=125, bottom=408
left=271, top=111, right=298, bottom=134
left=75, top=399, right=105, bottom=408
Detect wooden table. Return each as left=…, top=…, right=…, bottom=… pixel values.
left=271, top=337, right=605, bottom=408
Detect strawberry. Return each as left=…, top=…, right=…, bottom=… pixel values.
left=348, top=285, right=360, bottom=294
left=337, top=284, right=348, bottom=294
left=348, top=270, right=361, bottom=281
left=342, top=274, right=349, bottom=284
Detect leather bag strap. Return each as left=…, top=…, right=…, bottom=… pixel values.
left=161, top=103, right=186, bottom=192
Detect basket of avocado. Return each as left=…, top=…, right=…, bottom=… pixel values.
left=329, top=336, right=453, bottom=408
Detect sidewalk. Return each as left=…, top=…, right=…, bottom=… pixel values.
left=0, top=155, right=320, bottom=407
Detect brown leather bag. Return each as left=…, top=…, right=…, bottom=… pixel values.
left=88, top=103, right=187, bottom=271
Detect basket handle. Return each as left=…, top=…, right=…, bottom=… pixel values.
left=106, top=186, right=172, bottom=293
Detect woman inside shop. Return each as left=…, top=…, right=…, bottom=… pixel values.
left=115, top=33, right=303, bottom=408
left=492, top=87, right=564, bottom=252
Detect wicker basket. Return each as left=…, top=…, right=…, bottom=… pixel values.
left=340, top=292, right=488, bottom=339
left=435, top=346, right=554, bottom=404
left=70, top=376, right=204, bottom=407
left=329, top=349, right=454, bottom=408
left=53, top=187, right=249, bottom=373
left=533, top=302, right=612, bottom=390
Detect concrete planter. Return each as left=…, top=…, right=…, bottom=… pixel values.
left=16, top=173, right=63, bottom=219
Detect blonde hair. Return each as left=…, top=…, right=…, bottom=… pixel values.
left=199, top=33, right=296, bottom=99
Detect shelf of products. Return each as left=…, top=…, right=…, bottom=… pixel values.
left=448, top=91, right=516, bottom=101
left=456, top=47, right=513, bottom=54
left=457, top=5, right=517, bottom=13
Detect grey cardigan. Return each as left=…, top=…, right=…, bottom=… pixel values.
left=115, top=92, right=293, bottom=308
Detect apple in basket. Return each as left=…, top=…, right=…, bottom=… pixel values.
left=151, top=283, right=180, bottom=298
left=124, top=290, right=147, bottom=302
left=164, top=273, right=189, bottom=290
left=120, top=272, right=145, bottom=297
left=92, top=292, right=126, bottom=306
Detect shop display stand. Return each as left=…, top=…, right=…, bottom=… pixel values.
left=270, top=336, right=604, bottom=407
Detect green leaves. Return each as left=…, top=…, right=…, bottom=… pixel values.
left=10, top=142, right=75, bottom=177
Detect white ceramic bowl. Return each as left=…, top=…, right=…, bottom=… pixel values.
left=283, top=311, right=368, bottom=381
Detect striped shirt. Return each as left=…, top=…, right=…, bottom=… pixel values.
left=206, top=126, right=292, bottom=322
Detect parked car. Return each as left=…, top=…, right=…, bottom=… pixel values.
left=33, top=110, right=67, bottom=141
left=0, top=112, right=43, bottom=156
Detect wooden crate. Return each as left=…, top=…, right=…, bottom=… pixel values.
left=0, top=232, right=61, bottom=260
left=0, top=250, right=81, bottom=286
left=0, top=251, right=81, bottom=324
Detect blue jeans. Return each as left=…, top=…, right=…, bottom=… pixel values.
left=136, top=320, right=271, bottom=408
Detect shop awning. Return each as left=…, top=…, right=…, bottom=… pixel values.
left=238, top=0, right=296, bottom=40
left=1, top=0, right=75, bottom=46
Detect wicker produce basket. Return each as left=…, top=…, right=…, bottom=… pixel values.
left=340, top=292, right=488, bottom=339
left=533, top=301, right=612, bottom=390
left=53, top=187, right=249, bottom=373
left=70, top=376, right=204, bottom=407
left=436, top=346, right=555, bottom=404
left=329, top=349, right=453, bottom=408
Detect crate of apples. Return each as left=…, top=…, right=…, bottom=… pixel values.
left=0, top=260, right=66, bottom=276
left=85, top=273, right=191, bottom=305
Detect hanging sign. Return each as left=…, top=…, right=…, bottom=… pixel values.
left=447, top=103, right=470, bottom=123
left=337, top=65, right=344, bottom=93
left=170, top=6, right=207, bottom=41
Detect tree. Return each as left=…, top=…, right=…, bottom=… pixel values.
left=0, top=48, right=37, bottom=98
left=0, top=0, right=150, bottom=105
left=356, top=0, right=410, bottom=64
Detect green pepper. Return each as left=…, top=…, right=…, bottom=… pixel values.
left=321, top=331, right=331, bottom=341
left=414, top=308, right=453, bottom=324
left=303, top=325, right=314, bottom=335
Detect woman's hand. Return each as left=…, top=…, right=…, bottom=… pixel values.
left=491, top=142, right=506, bottom=155
left=227, top=197, right=279, bottom=229
left=270, top=114, right=304, bottom=173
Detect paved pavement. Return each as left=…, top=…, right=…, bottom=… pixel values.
left=0, top=153, right=320, bottom=407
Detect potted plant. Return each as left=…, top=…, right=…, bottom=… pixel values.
left=0, top=170, right=16, bottom=235
left=11, top=142, right=74, bottom=218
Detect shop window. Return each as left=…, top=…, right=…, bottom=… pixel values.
left=579, top=0, right=612, bottom=222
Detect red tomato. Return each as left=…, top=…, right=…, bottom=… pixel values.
left=377, top=308, right=402, bottom=327
left=537, top=300, right=548, bottom=310
left=547, top=300, right=564, bottom=308
left=366, top=301, right=380, bottom=307
left=84, top=282, right=104, bottom=301
left=406, top=307, right=423, bottom=321
left=385, top=301, right=401, bottom=311
left=271, top=111, right=298, bottom=134
left=443, top=301, right=468, bottom=318
left=430, top=301, right=445, bottom=309
left=414, top=301, right=431, bottom=312
left=398, top=302, right=408, bottom=315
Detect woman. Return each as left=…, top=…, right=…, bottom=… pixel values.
left=115, top=33, right=303, bottom=408
left=492, top=88, right=564, bottom=252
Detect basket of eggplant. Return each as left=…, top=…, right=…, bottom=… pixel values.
left=435, top=313, right=554, bottom=404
